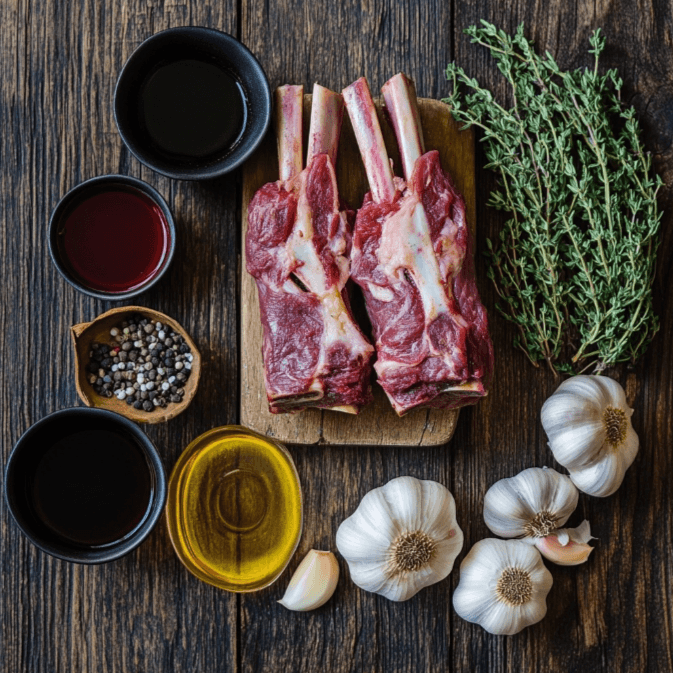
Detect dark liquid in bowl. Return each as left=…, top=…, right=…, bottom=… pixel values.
left=139, top=58, right=247, bottom=160
left=59, top=187, right=170, bottom=293
left=31, top=429, right=153, bottom=547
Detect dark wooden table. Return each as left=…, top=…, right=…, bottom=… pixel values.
left=2, top=1, right=672, bottom=671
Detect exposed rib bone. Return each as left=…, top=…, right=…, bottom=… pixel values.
left=307, top=83, right=344, bottom=166
left=381, top=73, right=425, bottom=181
left=343, top=77, right=396, bottom=204
left=275, top=85, right=304, bottom=181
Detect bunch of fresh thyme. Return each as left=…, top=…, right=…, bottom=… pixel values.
left=444, top=22, right=662, bottom=374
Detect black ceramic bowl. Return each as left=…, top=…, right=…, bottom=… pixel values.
left=4, top=408, right=167, bottom=564
left=48, top=174, right=176, bottom=301
left=114, top=26, right=271, bottom=180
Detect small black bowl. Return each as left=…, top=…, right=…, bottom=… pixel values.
left=5, top=408, right=167, bottom=564
left=48, top=174, right=176, bottom=301
left=114, top=26, right=271, bottom=180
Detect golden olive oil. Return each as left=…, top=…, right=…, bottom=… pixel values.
left=166, top=426, right=302, bottom=592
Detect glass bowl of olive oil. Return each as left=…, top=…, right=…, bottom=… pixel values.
left=166, top=426, right=303, bottom=592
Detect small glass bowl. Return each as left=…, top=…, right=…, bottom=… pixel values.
left=166, top=426, right=303, bottom=592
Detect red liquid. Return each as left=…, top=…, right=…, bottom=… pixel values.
left=60, top=188, right=170, bottom=293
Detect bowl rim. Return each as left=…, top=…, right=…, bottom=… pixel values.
left=113, top=26, right=272, bottom=180
left=47, top=173, right=176, bottom=301
left=4, top=407, right=168, bottom=564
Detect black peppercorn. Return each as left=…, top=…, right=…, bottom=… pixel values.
left=87, top=316, right=192, bottom=415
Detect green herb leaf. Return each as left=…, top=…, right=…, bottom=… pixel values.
left=444, top=23, right=662, bottom=374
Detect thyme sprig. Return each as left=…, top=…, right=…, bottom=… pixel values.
left=444, top=22, right=662, bottom=374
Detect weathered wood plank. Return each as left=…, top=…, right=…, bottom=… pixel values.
left=0, top=2, right=240, bottom=673
left=239, top=1, right=465, bottom=672
left=240, top=0, right=673, bottom=672
left=2, top=0, right=673, bottom=671
left=450, top=2, right=673, bottom=673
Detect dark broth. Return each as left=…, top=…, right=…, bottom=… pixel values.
left=31, top=429, right=153, bottom=547
left=58, top=187, right=170, bottom=293
left=139, top=58, right=246, bottom=160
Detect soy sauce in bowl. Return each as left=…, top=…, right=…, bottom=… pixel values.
left=5, top=407, right=167, bottom=564
left=114, top=27, right=271, bottom=180
left=31, top=428, right=153, bottom=547
left=139, top=58, right=247, bottom=161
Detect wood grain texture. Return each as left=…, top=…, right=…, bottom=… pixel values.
left=241, top=95, right=475, bottom=445
left=2, top=0, right=673, bottom=671
left=0, top=1, right=240, bottom=673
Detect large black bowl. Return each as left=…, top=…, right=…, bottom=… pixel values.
left=114, top=26, right=271, bottom=180
left=5, top=408, right=167, bottom=564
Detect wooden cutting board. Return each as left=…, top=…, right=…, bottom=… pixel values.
left=240, top=95, right=475, bottom=445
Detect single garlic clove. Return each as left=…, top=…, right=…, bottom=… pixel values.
left=534, top=520, right=595, bottom=566
left=278, top=550, right=339, bottom=611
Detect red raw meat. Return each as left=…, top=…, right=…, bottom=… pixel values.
left=246, top=84, right=375, bottom=414
left=343, top=74, right=494, bottom=415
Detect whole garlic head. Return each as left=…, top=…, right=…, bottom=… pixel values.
left=336, top=476, right=463, bottom=601
left=483, top=467, right=578, bottom=540
left=541, top=375, right=639, bottom=497
left=452, top=538, right=553, bottom=635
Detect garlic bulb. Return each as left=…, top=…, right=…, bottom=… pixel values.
left=483, top=467, right=578, bottom=540
left=483, top=467, right=593, bottom=565
left=336, top=476, right=463, bottom=601
left=278, top=550, right=339, bottom=611
left=541, top=375, right=639, bottom=497
left=452, top=538, right=553, bottom=635
left=533, top=520, right=594, bottom=566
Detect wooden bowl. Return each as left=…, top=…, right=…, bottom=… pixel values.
left=71, top=306, right=201, bottom=424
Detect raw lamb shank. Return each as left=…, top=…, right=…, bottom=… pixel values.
left=343, top=74, right=494, bottom=415
left=246, top=84, right=375, bottom=414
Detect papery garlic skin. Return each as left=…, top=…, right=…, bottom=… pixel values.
left=483, top=467, right=578, bottom=540
left=453, top=538, right=553, bottom=635
left=336, top=476, right=463, bottom=601
left=541, top=375, right=639, bottom=497
left=533, top=520, right=594, bottom=566
left=278, top=550, right=339, bottom=611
